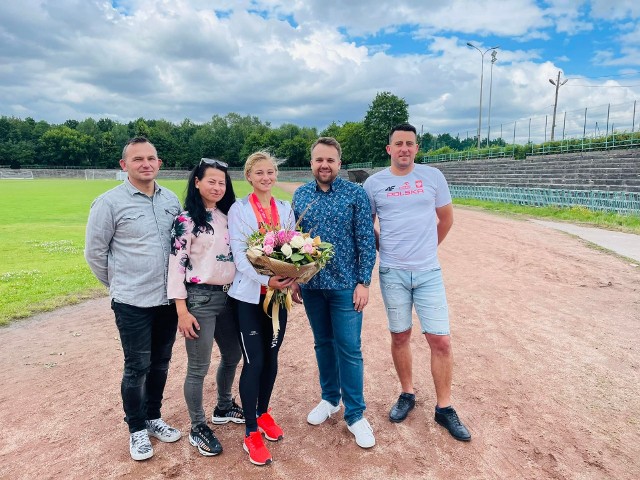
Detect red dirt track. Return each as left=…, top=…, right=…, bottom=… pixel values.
left=0, top=184, right=638, bottom=479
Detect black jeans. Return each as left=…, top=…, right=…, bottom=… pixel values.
left=236, top=296, right=287, bottom=433
left=112, top=301, right=178, bottom=433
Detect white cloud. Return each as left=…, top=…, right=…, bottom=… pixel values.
left=588, top=0, right=640, bottom=20
left=0, top=0, right=639, bottom=142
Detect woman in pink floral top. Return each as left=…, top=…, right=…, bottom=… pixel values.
left=167, top=158, right=244, bottom=457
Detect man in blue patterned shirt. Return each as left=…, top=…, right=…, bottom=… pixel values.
left=291, top=137, right=377, bottom=449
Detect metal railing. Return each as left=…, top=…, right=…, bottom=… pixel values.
left=450, top=185, right=640, bottom=214
left=421, top=134, right=640, bottom=164
left=421, top=149, right=512, bottom=163
left=345, top=162, right=373, bottom=169
left=528, top=137, right=640, bottom=156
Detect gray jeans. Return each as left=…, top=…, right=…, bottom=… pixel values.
left=184, top=285, right=241, bottom=427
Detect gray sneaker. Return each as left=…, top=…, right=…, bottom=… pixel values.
left=146, top=418, right=182, bottom=443
left=130, top=429, right=153, bottom=461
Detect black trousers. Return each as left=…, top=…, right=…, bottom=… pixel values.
left=235, top=296, right=287, bottom=432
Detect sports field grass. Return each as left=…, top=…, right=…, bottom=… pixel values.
left=454, top=198, right=640, bottom=233
left=1, top=178, right=638, bottom=326
left=0, top=178, right=292, bottom=326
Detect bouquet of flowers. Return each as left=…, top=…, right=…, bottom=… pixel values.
left=245, top=224, right=334, bottom=342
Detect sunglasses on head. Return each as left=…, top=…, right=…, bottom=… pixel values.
left=200, top=158, right=228, bottom=169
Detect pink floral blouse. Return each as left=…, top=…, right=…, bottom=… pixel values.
left=167, top=208, right=236, bottom=300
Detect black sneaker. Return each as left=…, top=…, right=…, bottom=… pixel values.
left=212, top=398, right=245, bottom=424
left=434, top=406, right=471, bottom=441
left=389, top=392, right=416, bottom=423
left=189, top=423, right=223, bottom=456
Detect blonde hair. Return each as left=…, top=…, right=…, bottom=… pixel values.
left=244, top=151, right=278, bottom=181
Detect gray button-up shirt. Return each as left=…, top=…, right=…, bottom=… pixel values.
left=84, top=178, right=181, bottom=308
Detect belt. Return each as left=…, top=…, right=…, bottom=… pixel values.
left=186, top=283, right=231, bottom=292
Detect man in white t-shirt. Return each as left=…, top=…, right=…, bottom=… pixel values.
left=363, top=123, right=471, bottom=442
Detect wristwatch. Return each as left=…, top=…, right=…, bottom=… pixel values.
left=360, top=281, right=370, bottom=288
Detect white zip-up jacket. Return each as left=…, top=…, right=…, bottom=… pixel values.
left=227, top=195, right=295, bottom=304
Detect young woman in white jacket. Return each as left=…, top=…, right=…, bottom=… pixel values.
left=227, top=151, right=295, bottom=466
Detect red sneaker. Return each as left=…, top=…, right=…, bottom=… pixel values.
left=243, top=431, right=272, bottom=466
left=257, top=410, right=284, bottom=441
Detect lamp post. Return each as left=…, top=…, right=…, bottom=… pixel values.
left=486, top=50, right=498, bottom=147
left=467, top=42, right=500, bottom=149
left=549, top=70, right=568, bottom=142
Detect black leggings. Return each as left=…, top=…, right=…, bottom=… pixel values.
left=236, top=295, right=287, bottom=432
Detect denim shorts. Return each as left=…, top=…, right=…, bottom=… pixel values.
left=379, top=267, right=450, bottom=335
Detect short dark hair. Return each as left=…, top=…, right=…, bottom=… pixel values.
left=310, top=137, right=342, bottom=159
left=388, top=123, right=417, bottom=143
left=122, top=137, right=155, bottom=159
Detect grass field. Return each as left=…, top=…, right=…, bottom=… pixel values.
left=0, top=178, right=292, bottom=326
left=454, top=198, right=640, bottom=233
left=1, top=178, right=638, bottom=326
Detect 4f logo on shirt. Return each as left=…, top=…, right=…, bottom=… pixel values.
left=384, top=185, right=395, bottom=192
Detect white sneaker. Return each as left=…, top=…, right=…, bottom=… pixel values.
left=146, top=418, right=182, bottom=443
left=307, top=399, right=341, bottom=425
left=347, top=418, right=375, bottom=448
left=130, top=430, right=154, bottom=461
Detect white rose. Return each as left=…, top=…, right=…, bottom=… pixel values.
left=289, top=235, right=305, bottom=249
left=303, top=236, right=314, bottom=246
left=248, top=246, right=263, bottom=256
left=281, top=243, right=293, bottom=258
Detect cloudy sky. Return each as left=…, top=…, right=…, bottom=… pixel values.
left=1, top=0, right=639, bottom=141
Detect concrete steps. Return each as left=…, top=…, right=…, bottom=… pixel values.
left=432, top=150, right=640, bottom=193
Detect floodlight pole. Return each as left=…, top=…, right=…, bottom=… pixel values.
left=549, top=70, right=568, bottom=142
left=487, top=50, right=498, bottom=147
left=467, top=42, right=500, bottom=149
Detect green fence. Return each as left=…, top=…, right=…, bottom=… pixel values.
left=528, top=137, right=640, bottom=156
left=422, top=150, right=511, bottom=163
left=450, top=185, right=640, bottom=214
left=421, top=135, right=640, bottom=164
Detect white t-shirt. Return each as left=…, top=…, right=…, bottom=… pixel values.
left=363, top=164, right=452, bottom=270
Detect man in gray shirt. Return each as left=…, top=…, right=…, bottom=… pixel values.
left=85, top=137, right=182, bottom=460
left=363, top=123, right=470, bottom=442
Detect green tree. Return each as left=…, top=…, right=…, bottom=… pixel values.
left=97, top=131, right=119, bottom=168
left=130, top=118, right=151, bottom=138
left=148, top=119, right=180, bottom=167
left=77, top=118, right=100, bottom=137
left=64, top=119, right=79, bottom=130
left=97, top=118, right=115, bottom=133
left=338, top=121, right=367, bottom=165
left=320, top=121, right=342, bottom=140
left=239, top=131, right=271, bottom=162
left=276, top=136, right=309, bottom=167
left=38, top=126, right=93, bottom=166
left=363, top=92, right=409, bottom=166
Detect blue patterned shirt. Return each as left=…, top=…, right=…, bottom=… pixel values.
left=293, top=177, right=376, bottom=290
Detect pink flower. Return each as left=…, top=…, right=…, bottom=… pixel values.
left=177, top=215, right=188, bottom=223
left=189, top=276, right=201, bottom=283
left=263, top=244, right=274, bottom=256
left=277, top=229, right=296, bottom=245
left=263, top=232, right=276, bottom=247
left=303, top=243, right=314, bottom=254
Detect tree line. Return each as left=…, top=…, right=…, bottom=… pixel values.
left=0, top=91, right=492, bottom=170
